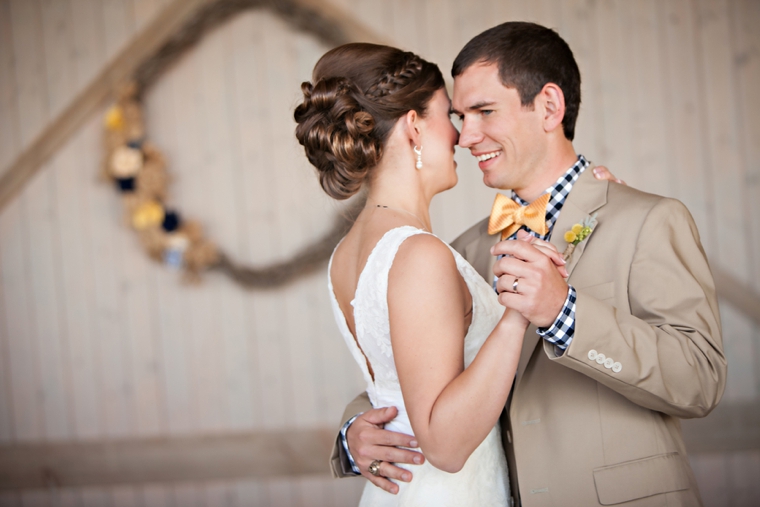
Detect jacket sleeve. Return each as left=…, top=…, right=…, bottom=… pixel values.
left=329, top=392, right=373, bottom=478
left=549, top=198, right=726, bottom=418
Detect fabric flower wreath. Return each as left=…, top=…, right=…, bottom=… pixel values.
left=562, top=213, right=597, bottom=261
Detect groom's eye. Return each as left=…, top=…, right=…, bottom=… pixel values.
left=481, top=109, right=494, bottom=116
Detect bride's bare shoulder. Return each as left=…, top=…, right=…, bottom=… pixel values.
left=390, top=233, right=458, bottom=281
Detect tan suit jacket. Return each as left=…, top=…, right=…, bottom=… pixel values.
left=331, top=167, right=726, bottom=507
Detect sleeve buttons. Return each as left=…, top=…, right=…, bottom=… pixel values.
left=588, top=349, right=622, bottom=373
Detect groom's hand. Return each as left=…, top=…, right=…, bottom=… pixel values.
left=346, top=406, right=424, bottom=494
left=492, top=239, right=568, bottom=328
left=346, top=407, right=425, bottom=494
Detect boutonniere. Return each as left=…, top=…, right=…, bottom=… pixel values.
left=562, top=213, right=597, bottom=261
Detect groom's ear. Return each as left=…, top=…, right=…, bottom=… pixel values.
left=539, top=83, right=566, bottom=134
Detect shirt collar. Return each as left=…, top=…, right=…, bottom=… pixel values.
left=511, top=154, right=589, bottom=235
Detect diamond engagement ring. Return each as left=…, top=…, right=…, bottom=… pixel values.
left=368, top=460, right=382, bottom=476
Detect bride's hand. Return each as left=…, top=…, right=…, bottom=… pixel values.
left=515, top=230, right=568, bottom=279
left=593, top=165, right=626, bottom=185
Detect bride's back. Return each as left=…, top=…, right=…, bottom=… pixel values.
left=330, top=213, right=428, bottom=348
left=325, top=222, right=511, bottom=506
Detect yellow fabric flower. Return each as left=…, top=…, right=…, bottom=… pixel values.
left=571, top=223, right=583, bottom=234
left=104, top=106, right=125, bottom=131
left=564, top=230, right=577, bottom=243
left=132, top=201, right=165, bottom=230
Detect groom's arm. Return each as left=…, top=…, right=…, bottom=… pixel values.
left=330, top=392, right=373, bottom=478
left=546, top=198, right=726, bottom=418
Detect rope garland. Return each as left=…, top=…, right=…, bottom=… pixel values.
left=102, top=0, right=362, bottom=287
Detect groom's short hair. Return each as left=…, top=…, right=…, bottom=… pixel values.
left=452, top=22, right=581, bottom=141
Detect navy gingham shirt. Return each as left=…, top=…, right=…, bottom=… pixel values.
left=340, top=155, right=589, bottom=474
left=499, top=154, right=588, bottom=351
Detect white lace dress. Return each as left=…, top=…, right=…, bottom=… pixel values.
left=328, top=226, right=510, bottom=506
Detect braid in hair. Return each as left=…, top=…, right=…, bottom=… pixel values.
left=365, top=53, right=425, bottom=99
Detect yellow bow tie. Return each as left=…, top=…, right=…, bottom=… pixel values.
left=488, top=193, right=550, bottom=239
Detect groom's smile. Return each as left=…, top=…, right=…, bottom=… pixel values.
left=472, top=149, right=504, bottom=175
left=475, top=150, right=502, bottom=163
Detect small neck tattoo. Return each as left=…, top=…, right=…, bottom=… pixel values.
left=374, top=204, right=429, bottom=232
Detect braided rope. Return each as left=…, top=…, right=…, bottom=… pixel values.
left=103, top=0, right=368, bottom=287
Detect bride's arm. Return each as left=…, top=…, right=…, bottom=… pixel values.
left=388, top=234, right=527, bottom=473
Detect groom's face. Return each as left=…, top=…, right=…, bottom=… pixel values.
left=452, top=63, right=546, bottom=192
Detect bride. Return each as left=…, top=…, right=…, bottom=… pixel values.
left=294, top=43, right=579, bottom=505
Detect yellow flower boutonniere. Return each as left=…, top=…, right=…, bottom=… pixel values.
left=562, top=213, right=597, bottom=261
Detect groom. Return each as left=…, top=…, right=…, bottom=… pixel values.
left=331, top=22, right=726, bottom=506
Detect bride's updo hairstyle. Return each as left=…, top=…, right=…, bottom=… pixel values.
left=294, top=43, right=445, bottom=200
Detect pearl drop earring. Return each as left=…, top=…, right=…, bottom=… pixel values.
left=414, top=145, right=423, bottom=169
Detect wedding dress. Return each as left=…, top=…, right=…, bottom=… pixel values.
left=328, top=226, right=510, bottom=506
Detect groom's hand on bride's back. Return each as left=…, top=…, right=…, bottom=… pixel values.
left=347, top=406, right=424, bottom=494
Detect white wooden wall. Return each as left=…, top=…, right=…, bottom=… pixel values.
left=0, top=0, right=759, bottom=506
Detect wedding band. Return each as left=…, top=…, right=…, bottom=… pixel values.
left=368, top=460, right=382, bottom=476
left=512, top=278, right=519, bottom=293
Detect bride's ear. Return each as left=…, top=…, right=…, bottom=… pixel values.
left=403, top=109, right=422, bottom=148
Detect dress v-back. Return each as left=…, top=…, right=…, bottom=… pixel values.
left=328, top=226, right=510, bottom=506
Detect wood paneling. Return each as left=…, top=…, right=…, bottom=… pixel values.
left=696, top=0, right=750, bottom=279
left=656, top=0, right=712, bottom=243
left=0, top=479, right=364, bottom=507
left=730, top=0, right=760, bottom=292
left=0, top=0, right=211, bottom=210
left=0, top=402, right=753, bottom=490
left=0, top=200, right=42, bottom=441
left=690, top=450, right=760, bottom=507
left=0, top=1, right=21, bottom=172
left=0, top=0, right=759, bottom=505
left=0, top=428, right=335, bottom=489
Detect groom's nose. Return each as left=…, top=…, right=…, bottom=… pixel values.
left=457, top=118, right=482, bottom=149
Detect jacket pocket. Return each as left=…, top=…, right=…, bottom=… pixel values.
left=577, top=280, right=614, bottom=301
left=593, top=452, right=690, bottom=505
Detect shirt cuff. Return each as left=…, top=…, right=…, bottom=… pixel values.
left=340, top=414, right=362, bottom=475
left=536, top=285, right=576, bottom=351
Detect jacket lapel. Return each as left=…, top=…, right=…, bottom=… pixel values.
left=516, top=323, right=540, bottom=384
left=515, top=165, right=608, bottom=385
left=549, top=166, right=608, bottom=279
